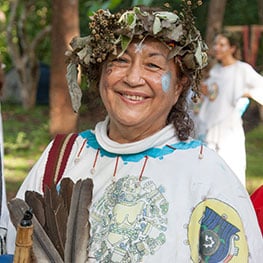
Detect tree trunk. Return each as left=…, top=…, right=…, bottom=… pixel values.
left=49, top=0, right=79, bottom=136
left=203, top=0, right=227, bottom=75
left=205, top=0, right=227, bottom=54
left=17, top=59, right=39, bottom=109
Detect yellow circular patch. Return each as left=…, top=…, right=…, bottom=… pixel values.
left=188, top=199, right=248, bottom=262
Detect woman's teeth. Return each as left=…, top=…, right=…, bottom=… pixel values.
left=123, top=94, right=144, bottom=101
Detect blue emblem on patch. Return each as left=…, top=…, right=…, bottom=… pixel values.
left=199, top=206, right=240, bottom=262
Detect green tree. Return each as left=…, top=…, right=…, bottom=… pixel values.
left=6, top=0, right=51, bottom=109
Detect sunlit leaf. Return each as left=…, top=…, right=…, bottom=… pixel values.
left=154, top=12, right=179, bottom=23
left=120, top=35, right=132, bottom=54
left=153, top=17, right=161, bottom=35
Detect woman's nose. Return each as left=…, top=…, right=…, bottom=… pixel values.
left=213, top=44, right=220, bottom=51
left=124, top=63, right=145, bottom=87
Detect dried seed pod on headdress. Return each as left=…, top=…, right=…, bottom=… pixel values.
left=66, top=1, right=208, bottom=112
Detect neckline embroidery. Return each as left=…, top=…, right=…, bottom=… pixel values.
left=80, top=130, right=202, bottom=163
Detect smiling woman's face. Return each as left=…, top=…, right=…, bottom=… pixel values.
left=99, top=37, right=182, bottom=143
left=212, top=35, right=236, bottom=62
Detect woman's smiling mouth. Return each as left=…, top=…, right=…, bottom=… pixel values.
left=123, top=94, right=145, bottom=101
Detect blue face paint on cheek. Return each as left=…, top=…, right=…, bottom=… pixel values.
left=161, top=72, right=171, bottom=92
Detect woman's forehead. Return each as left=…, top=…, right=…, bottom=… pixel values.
left=117, top=37, right=169, bottom=57
left=133, top=38, right=168, bottom=50
left=214, top=35, right=230, bottom=44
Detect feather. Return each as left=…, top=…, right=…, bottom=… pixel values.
left=64, top=178, right=93, bottom=263
left=43, top=183, right=68, bottom=259
left=8, top=198, right=63, bottom=263
left=59, top=177, right=74, bottom=215
left=8, top=198, right=28, bottom=229
left=25, top=191, right=45, bottom=227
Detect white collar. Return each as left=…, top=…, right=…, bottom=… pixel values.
left=95, top=116, right=177, bottom=155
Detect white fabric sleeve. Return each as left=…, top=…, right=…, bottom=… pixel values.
left=243, top=64, right=263, bottom=105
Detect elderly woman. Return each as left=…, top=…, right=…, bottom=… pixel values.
left=6, top=2, right=263, bottom=262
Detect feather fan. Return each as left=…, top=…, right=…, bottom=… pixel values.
left=8, top=177, right=93, bottom=262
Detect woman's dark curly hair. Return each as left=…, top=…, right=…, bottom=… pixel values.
left=168, top=91, right=194, bottom=141
left=167, top=67, right=194, bottom=141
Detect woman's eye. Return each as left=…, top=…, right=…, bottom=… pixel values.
left=112, top=57, right=128, bottom=63
left=148, top=63, right=161, bottom=69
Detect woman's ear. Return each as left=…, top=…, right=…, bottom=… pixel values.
left=175, top=83, right=183, bottom=97
left=178, top=76, right=189, bottom=93
left=173, top=79, right=185, bottom=104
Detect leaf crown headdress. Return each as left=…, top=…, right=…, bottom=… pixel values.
left=66, top=1, right=208, bottom=112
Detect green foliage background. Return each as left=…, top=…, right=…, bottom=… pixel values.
left=1, top=0, right=262, bottom=70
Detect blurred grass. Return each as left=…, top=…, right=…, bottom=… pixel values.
left=246, top=123, right=263, bottom=193
left=2, top=103, right=263, bottom=200
left=2, top=103, right=51, bottom=199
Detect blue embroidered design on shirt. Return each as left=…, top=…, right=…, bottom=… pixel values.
left=80, top=130, right=202, bottom=162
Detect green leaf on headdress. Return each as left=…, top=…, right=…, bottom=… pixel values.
left=194, top=42, right=203, bottom=68
left=133, top=6, right=147, bottom=16
left=194, top=42, right=208, bottom=69
left=66, top=63, right=82, bottom=113
left=126, top=12, right=136, bottom=26
left=119, top=35, right=132, bottom=56
left=119, top=10, right=137, bottom=28
left=168, top=44, right=186, bottom=60
left=77, top=47, right=89, bottom=61
left=154, top=11, right=179, bottom=23
left=167, top=25, right=184, bottom=41
left=153, top=12, right=180, bottom=36
left=153, top=17, right=161, bottom=35
left=70, top=36, right=89, bottom=51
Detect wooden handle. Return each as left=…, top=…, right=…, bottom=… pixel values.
left=13, top=225, right=34, bottom=263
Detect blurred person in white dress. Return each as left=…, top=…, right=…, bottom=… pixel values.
left=194, top=30, right=263, bottom=186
